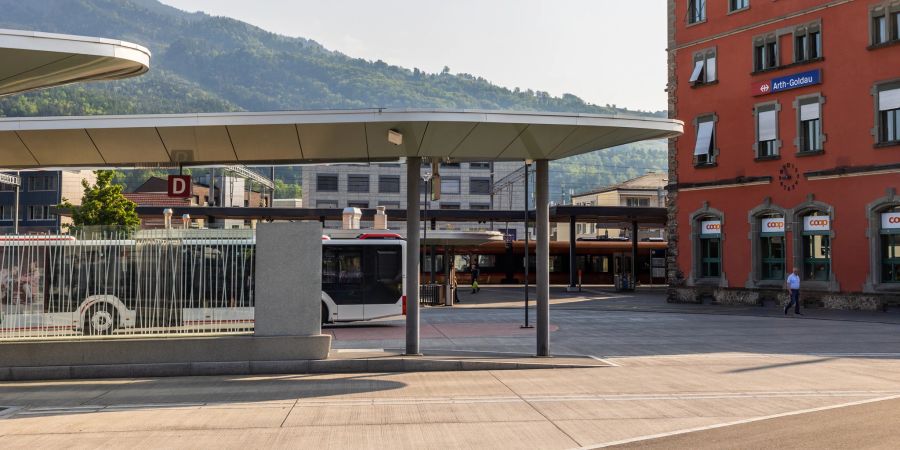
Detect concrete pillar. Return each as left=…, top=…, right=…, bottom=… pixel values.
left=568, top=215, right=578, bottom=292
left=536, top=160, right=550, bottom=357
left=255, top=222, right=323, bottom=337
left=631, top=221, right=639, bottom=289
left=406, top=157, right=422, bottom=355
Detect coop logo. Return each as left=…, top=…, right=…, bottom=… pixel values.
left=804, top=216, right=831, bottom=232
left=701, top=220, right=722, bottom=235
left=762, top=218, right=785, bottom=233
left=883, top=213, right=900, bottom=229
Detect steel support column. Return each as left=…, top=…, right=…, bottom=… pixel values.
left=406, top=157, right=422, bottom=355
left=536, top=159, right=550, bottom=357
left=567, top=215, right=577, bottom=292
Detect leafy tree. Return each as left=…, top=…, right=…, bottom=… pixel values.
left=274, top=179, right=302, bottom=199
left=60, top=171, right=141, bottom=234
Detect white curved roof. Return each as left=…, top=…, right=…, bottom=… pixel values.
left=0, top=109, right=682, bottom=167
left=0, top=29, right=150, bottom=97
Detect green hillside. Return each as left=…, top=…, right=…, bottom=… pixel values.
left=0, top=0, right=668, bottom=200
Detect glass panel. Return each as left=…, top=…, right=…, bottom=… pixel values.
left=874, top=15, right=887, bottom=44
left=694, top=121, right=714, bottom=156
left=795, top=34, right=807, bottom=61
left=809, top=31, right=821, bottom=58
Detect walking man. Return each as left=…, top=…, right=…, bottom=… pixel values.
left=471, top=263, right=481, bottom=294
left=785, top=267, right=802, bottom=315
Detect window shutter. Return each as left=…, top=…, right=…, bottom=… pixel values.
left=879, top=88, right=900, bottom=111
left=689, top=60, right=704, bottom=83
left=800, top=102, right=820, bottom=121
left=694, top=121, right=714, bottom=155
left=758, top=110, right=777, bottom=141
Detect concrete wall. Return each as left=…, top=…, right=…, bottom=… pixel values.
left=255, top=221, right=323, bottom=337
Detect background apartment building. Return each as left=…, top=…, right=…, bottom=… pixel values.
left=301, top=161, right=527, bottom=232
left=0, top=170, right=96, bottom=233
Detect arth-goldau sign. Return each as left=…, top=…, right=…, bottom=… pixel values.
left=752, top=69, right=822, bottom=96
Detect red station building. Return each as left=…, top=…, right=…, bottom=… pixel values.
left=666, top=0, right=900, bottom=309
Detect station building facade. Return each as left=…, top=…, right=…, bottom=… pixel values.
left=667, top=0, right=900, bottom=309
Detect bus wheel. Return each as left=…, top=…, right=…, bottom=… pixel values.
left=85, top=305, right=117, bottom=336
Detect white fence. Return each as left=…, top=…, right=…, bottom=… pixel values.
left=0, top=229, right=256, bottom=341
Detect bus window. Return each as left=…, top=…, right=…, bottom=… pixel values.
left=323, top=246, right=364, bottom=305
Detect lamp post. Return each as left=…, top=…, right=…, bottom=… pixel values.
left=421, top=170, right=432, bottom=287
left=523, top=159, right=533, bottom=329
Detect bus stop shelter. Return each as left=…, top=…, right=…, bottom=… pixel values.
left=0, top=109, right=682, bottom=356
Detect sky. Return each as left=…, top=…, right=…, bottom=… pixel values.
left=159, top=0, right=668, bottom=112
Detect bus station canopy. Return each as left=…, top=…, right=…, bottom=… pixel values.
left=0, top=29, right=150, bottom=97
left=0, top=110, right=682, bottom=168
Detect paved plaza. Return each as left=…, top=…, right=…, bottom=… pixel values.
left=3, top=287, right=900, bottom=448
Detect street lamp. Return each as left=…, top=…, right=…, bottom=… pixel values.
left=523, top=159, right=534, bottom=329
left=421, top=170, right=432, bottom=286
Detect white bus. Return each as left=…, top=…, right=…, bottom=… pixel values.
left=0, top=234, right=405, bottom=338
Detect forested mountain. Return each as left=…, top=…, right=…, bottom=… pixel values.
left=0, top=0, right=667, bottom=200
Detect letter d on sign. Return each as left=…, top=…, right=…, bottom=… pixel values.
left=168, top=175, right=192, bottom=198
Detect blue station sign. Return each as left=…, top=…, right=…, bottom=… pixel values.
left=752, top=69, right=822, bottom=96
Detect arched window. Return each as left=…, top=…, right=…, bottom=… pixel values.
left=880, top=206, right=900, bottom=284
left=801, top=211, right=832, bottom=281
left=698, top=216, right=722, bottom=278
left=759, top=214, right=786, bottom=280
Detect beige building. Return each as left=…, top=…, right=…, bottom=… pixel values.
left=557, top=172, right=667, bottom=241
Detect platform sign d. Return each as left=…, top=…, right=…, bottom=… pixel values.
left=168, top=175, right=192, bottom=198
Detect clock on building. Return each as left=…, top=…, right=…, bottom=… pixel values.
left=778, top=162, right=800, bottom=191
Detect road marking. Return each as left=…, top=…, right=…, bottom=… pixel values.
left=333, top=348, right=385, bottom=353
left=581, top=393, right=900, bottom=449
left=589, top=355, right=621, bottom=367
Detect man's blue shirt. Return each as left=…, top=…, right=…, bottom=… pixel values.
left=787, top=273, right=800, bottom=290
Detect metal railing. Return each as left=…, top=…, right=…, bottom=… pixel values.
left=0, top=229, right=256, bottom=341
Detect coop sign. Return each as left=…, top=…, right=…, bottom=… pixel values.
left=883, top=212, right=900, bottom=230
left=701, top=220, right=722, bottom=236
left=803, top=216, right=831, bottom=232
left=752, top=69, right=822, bottom=96
left=761, top=217, right=785, bottom=234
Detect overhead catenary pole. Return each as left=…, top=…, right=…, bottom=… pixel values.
left=568, top=215, right=577, bottom=292
left=406, top=157, right=422, bottom=355
left=536, top=159, right=550, bottom=357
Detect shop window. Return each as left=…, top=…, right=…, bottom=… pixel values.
left=440, top=202, right=460, bottom=210
left=876, top=83, right=900, bottom=144
left=316, top=200, right=338, bottom=208
left=693, top=115, right=716, bottom=166
left=729, top=0, right=749, bottom=13
left=316, top=174, right=339, bottom=192
left=690, top=47, right=717, bottom=85
left=755, top=102, right=780, bottom=158
left=797, top=96, right=824, bottom=153
left=753, top=35, right=778, bottom=72
left=759, top=216, right=786, bottom=280
left=880, top=206, right=900, bottom=283
left=469, top=203, right=491, bottom=210
left=347, top=201, right=369, bottom=209
left=801, top=212, right=832, bottom=281
left=698, top=218, right=722, bottom=278
left=688, top=0, right=706, bottom=24
left=626, top=198, right=651, bottom=207
left=469, top=162, right=491, bottom=170
left=793, top=23, right=822, bottom=63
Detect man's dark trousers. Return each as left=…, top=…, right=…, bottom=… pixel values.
left=785, top=289, right=800, bottom=314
